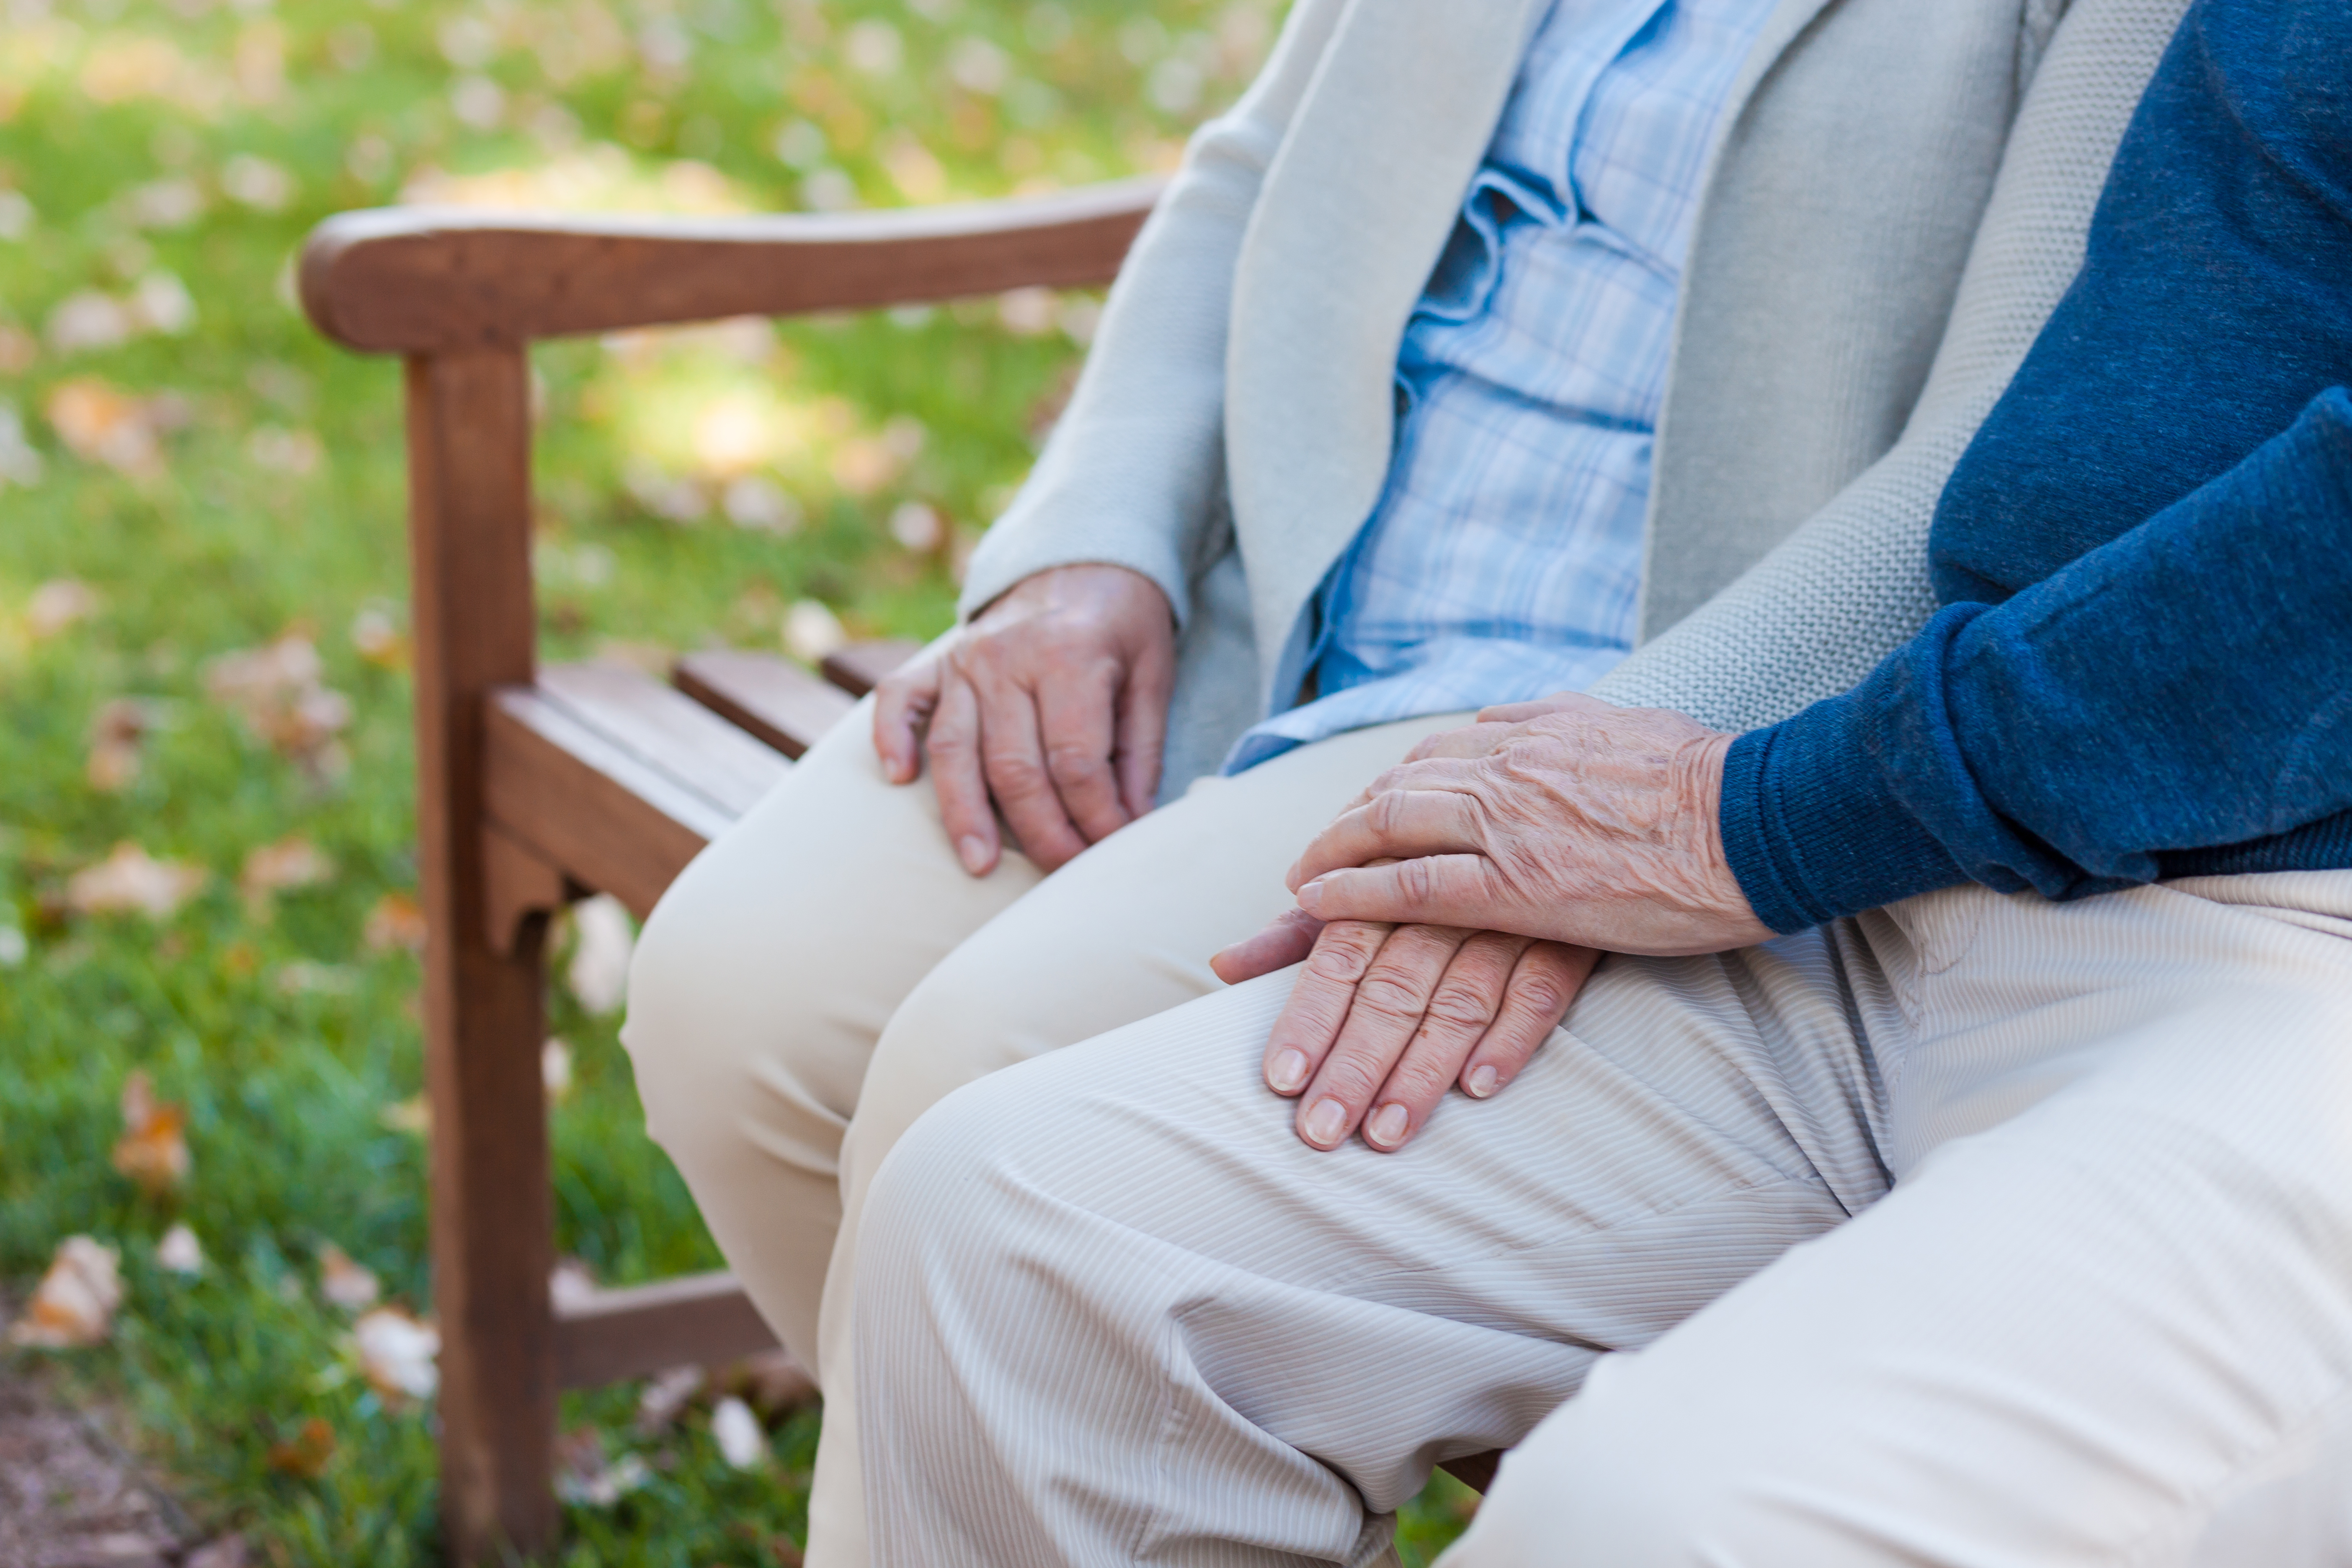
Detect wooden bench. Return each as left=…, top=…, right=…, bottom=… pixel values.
left=304, top=178, right=1501, bottom=1560
left=299, top=181, right=1160, bottom=1561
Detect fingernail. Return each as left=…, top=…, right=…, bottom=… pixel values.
left=1366, top=1103, right=1409, bottom=1148
left=1295, top=877, right=1326, bottom=912
left=1464, top=1063, right=1499, bottom=1098
left=957, top=836, right=990, bottom=874
left=1302, top=1097, right=1346, bottom=1147
left=1268, top=1049, right=1309, bottom=1094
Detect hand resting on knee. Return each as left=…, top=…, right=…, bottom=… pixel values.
left=1215, top=692, right=1772, bottom=1154
left=872, top=564, right=1175, bottom=876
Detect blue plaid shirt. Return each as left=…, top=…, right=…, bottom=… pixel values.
left=1228, top=0, right=1777, bottom=771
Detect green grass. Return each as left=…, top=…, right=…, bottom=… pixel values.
left=0, top=0, right=1474, bottom=1560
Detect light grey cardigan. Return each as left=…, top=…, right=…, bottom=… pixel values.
left=956, top=0, right=2191, bottom=797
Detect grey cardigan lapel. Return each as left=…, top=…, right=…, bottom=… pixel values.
left=1222, top=0, right=1837, bottom=710
left=1223, top=0, right=1551, bottom=708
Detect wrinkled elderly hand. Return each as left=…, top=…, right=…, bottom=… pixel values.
left=873, top=565, right=1175, bottom=876
left=1212, top=905, right=1596, bottom=1152
left=1289, top=692, right=1772, bottom=954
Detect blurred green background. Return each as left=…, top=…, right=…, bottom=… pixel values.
left=0, top=0, right=1479, bottom=1561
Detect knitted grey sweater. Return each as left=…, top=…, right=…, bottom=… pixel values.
left=1594, top=0, right=2190, bottom=732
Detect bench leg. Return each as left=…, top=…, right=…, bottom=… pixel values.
left=407, top=349, right=560, bottom=1562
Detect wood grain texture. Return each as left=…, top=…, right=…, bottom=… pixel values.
left=405, top=350, right=559, bottom=1563
left=483, top=688, right=734, bottom=921
left=552, top=1272, right=780, bottom=1390
left=673, top=649, right=856, bottom=760
left=537, top=662, right=789, bottom=818
left=819, top=639, right=922, bottom=699
left=301, top=179, right=1161, bottom=353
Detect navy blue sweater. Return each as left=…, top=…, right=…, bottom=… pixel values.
left=1720, top=0, right=2352, bottom=934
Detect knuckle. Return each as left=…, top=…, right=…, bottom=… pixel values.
left=1509, top=977, right=1569, bottom=1017
left=1304, top=927, right=1384, bottom=982
left=1423, top=985, right=1496, bottom=1030
left=1351, top=971, right=1428, bottom=1021
left=1316, top=1056, right=1382, bottom=1103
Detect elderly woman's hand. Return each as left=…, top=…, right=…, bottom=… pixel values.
left=1290, top=692, right=1771, bottom=954
left=1212, top=692, right=1771, bottom=1153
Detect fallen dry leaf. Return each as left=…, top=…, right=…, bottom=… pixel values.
left=364, top=892, right=428, bottom=954
left=183, top=1535, right=248, bottom=1568
left=112, top=1070, right=191, bottom=1195
left=204, top=636, right=352, bottom=781
left=634, top=1364, right=704, bottom=1435
left=27, top=578, right=99, bottom=638
left=265, top=1417, right=335, bottom=1478
left=157, top=1222, right=204, bottom=1276
left=353, top=1307, right=439, bottom=1402
left=45, top=377, right=178, bottom=479
left=86, top=697, right=150, bottom=792
left=240, top=836, right=334, bottom=915
left=67, top=843, right=207, bottom=919
left=711, top=1395, right=766, bottom=1470
left=10, top=1236, right=124, bottom=1348
left=317, top=1244, right=380, bottom=1312
left=555, top=1427, right=652, bottom=1508
left=565, top=895, right=635, bottom=1015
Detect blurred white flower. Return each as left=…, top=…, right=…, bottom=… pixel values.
left=124, top=178, right=205, bottom=230
left=221, top=154, right=295, bottom=212
left=723, top=475, right=800, bottom=534
left=542, top=1037, right=573, bottom=1103
left=773, top=119, right=826, bottom=170
left=157, top=1222, right=205, bottom=1276
left=844, top=18, right=902, bottom=74
left=131, top=271, right=196, bottom=335
left=784, top=599, right=847, bottom=664
left=889, top=500, right=944, bottom=552
left=565, top=894, right=636, bottom=1016
left=711, top=1395, right=766, bottom=1469
left=436, top=16, right=496, bottom=70
left=1148, top=57, right=1205, bottom=115
left=450, top=75, right=505, bottom=131
left=48, top=291, right=134, bottom=353
left=997, top=286, right=1056, bottom=337
left=0, top=404, right=45, bottom=487
left=948, top=36, right=1010, bottom=95
left=801, top=168, right=858, bottom=212
left=0, top=190, right=32, bottom=240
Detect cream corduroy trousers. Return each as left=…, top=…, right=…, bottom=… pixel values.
left=852, top=870, right=2352, bottom=1565
left=621, top=698, right=1470, bottom=1568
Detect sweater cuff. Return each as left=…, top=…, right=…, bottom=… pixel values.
left=1720, top=700, right=1968, bottom=934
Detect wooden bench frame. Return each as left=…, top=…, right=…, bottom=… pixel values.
left=300, top=180, right=1161, bottom=1562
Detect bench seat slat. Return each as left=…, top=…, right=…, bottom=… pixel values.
left=673, top=649, right=856, bottom=761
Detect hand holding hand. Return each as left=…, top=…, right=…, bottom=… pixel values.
left=873, top=565, right=1175, bottom=876
left=1288, top=692, right=1771, bottom=954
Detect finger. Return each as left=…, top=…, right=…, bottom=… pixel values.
left=1114, top=636, right=1173, bottom=823
left=1476, top=691, right=1605, bottom=725
left=923, top=674, right=999, bottom=876
left=1292, top=922, right=1473, bottom=1150
left=966, top=665, right=1091, bottom=873
left=1399, top=720, right=1517, bottom=765
left=871, top=652, right=944, bottom=784
left=1360, top=930, right=1531, bottom=1149
left=1260, top=919, right=1394, bottom=1101
left=1034, top=662, right=1131, bottom=845
left=1210, top=906, right=1324, bottom=986
left=1295, top=855, right=1509, bottom=930
left=1287, top=787, right=1484, bottom=891
left=1459, top=942, right=1598, bottom=1098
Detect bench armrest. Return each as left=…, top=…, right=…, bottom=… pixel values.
left=300, top=176, right=1163, bottom=353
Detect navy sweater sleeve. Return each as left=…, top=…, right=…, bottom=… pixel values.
left=1725, top=389, right=2352, bottom=934
left=1717, top=0, right=2352, bottom=934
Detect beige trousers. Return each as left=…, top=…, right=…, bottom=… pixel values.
left=851, top=872, right=2352, bottom=1564
left=620, top=699, right=1468, bottom=1566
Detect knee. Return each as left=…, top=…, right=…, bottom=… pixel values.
left=620, top=854, right=861, bottom=1163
